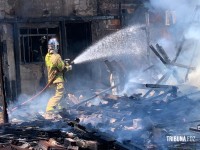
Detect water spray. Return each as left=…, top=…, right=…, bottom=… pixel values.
left=73, top=25, right=147, bottom=65
left=71, top=60, right=75, bottom=65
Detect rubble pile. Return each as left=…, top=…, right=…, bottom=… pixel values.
left=0, top=118, right=132, bottom=150
left=67, top=85, right=200, bottom=149
left=3, top=84, right=200, bottom=150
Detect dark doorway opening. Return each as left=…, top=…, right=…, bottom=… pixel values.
left=65, top=22, right=92, bottom=91
left=65, top=22, right=91, bottom=59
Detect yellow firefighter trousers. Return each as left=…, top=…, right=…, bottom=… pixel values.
left=46, top=82, right=64, bottom=112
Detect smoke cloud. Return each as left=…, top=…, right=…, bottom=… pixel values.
left=144, top=0, right=200, bottom=88
left=8, top=91, right=52, bottom=122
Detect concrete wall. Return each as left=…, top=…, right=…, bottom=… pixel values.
left=14, top=0, right=97, bottom=17
left=74, top=0, right=97, bottom=16
left=0, top=0, right=15, bottom=18
left=15, top=0, right=65, bottom=17
left=20, top=64, right=46, bottom=95
left=0, top=0, right=17, bottom=99
left=99, top=0, right=120, bottom=15
left=91, top=20, right=120, bottom=42
left=2, top=24, right=16, bottom=82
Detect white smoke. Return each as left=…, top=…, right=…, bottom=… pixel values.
left=145, top=0, right=200, bottom=88
left=149, top=0, right=196, bottom=21
left=8, top=91, right=52, bottom=122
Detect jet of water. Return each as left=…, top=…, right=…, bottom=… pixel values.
left=73, top=25, right=148, bottom=64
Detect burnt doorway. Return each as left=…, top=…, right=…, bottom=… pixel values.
left=65, top=22, right=92, bottom=91
left=65, top=22, right=91, bottom=59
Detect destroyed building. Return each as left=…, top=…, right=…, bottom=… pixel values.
left=1, top=0, right=200, bottom=149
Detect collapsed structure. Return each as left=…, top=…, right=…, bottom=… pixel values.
left=1, top=0, right=200, bottom=149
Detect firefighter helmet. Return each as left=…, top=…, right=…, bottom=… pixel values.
left=48, top=38, right=59, bottom=53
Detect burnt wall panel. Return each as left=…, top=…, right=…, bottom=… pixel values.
left=2, top=24, right=16, bottom=81
left=14, top=0, right=97, bottom=17
left=98, top=0, right=120, bottom=16
left=63, top=0, right=74, bottom=16
left=0, top=0, right=5, bottom=19
left=74, top=0, right=97, bottom=16
left=91, top=20, right=120, bottom=42
left=1, top=24, right=17, bottom=101
left=0, top=0, right=16, bottom=18
left=0, top=41, right=4, bottom=123
left=15, top=0, right=65, bottom=17
left=20, top=64, right=45, bottom=95
left=1, top=40, right=12, bottom=102
left=0, top=40, right=8, bottom=123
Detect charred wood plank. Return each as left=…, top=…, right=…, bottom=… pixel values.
left=173, top=38, right=185, bottom=62
left=145, top=88, right=175, bottom=101
left=149, top=45, right=167, bottom=64
left=137, top=83, right=177, bottom=98
left=130, top=82, right=177, bottom=90
left=72, top=84, right=119, bottom=109
left=0, top=47, right=8, bottom=123
left=189, top=127, right=200, bottom=133
left=156, top=44, right=171, bottom=64
left=104, top=60, right=114, bottom=73
left=143, top=71, right=171, bottom=98
left=169, top=90, right=200, bottom=104
left=0, top=16, right=119, bottom=23
left=170, top=62, right=195, bottom=70
left=65, top=119, right=144, bottom=150
left=143, top=65, right=155, bottom=72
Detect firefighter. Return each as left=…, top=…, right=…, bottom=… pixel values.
left=45, top=38, right=72, bottom=119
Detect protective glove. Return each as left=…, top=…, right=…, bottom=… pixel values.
left=65, top=64, right=72, bottom=71
left=68, top=65, right=72, bottom=70
left=64, top=59, right=72, bottom=71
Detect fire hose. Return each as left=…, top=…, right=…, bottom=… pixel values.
left=10, top=81, right=119, bottom=112
left=9, top=70, right=57, bottom=113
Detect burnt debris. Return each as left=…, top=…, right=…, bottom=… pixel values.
left=2, top=82, right=200, bottom=150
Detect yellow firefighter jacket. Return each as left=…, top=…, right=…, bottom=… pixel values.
left=45, top=53, right=65, bottom=84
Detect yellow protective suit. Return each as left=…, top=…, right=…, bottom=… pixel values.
left=45, top=52, right=65, bottom=112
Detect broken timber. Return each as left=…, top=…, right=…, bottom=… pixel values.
left=72, top=84, right=120, bottom=109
